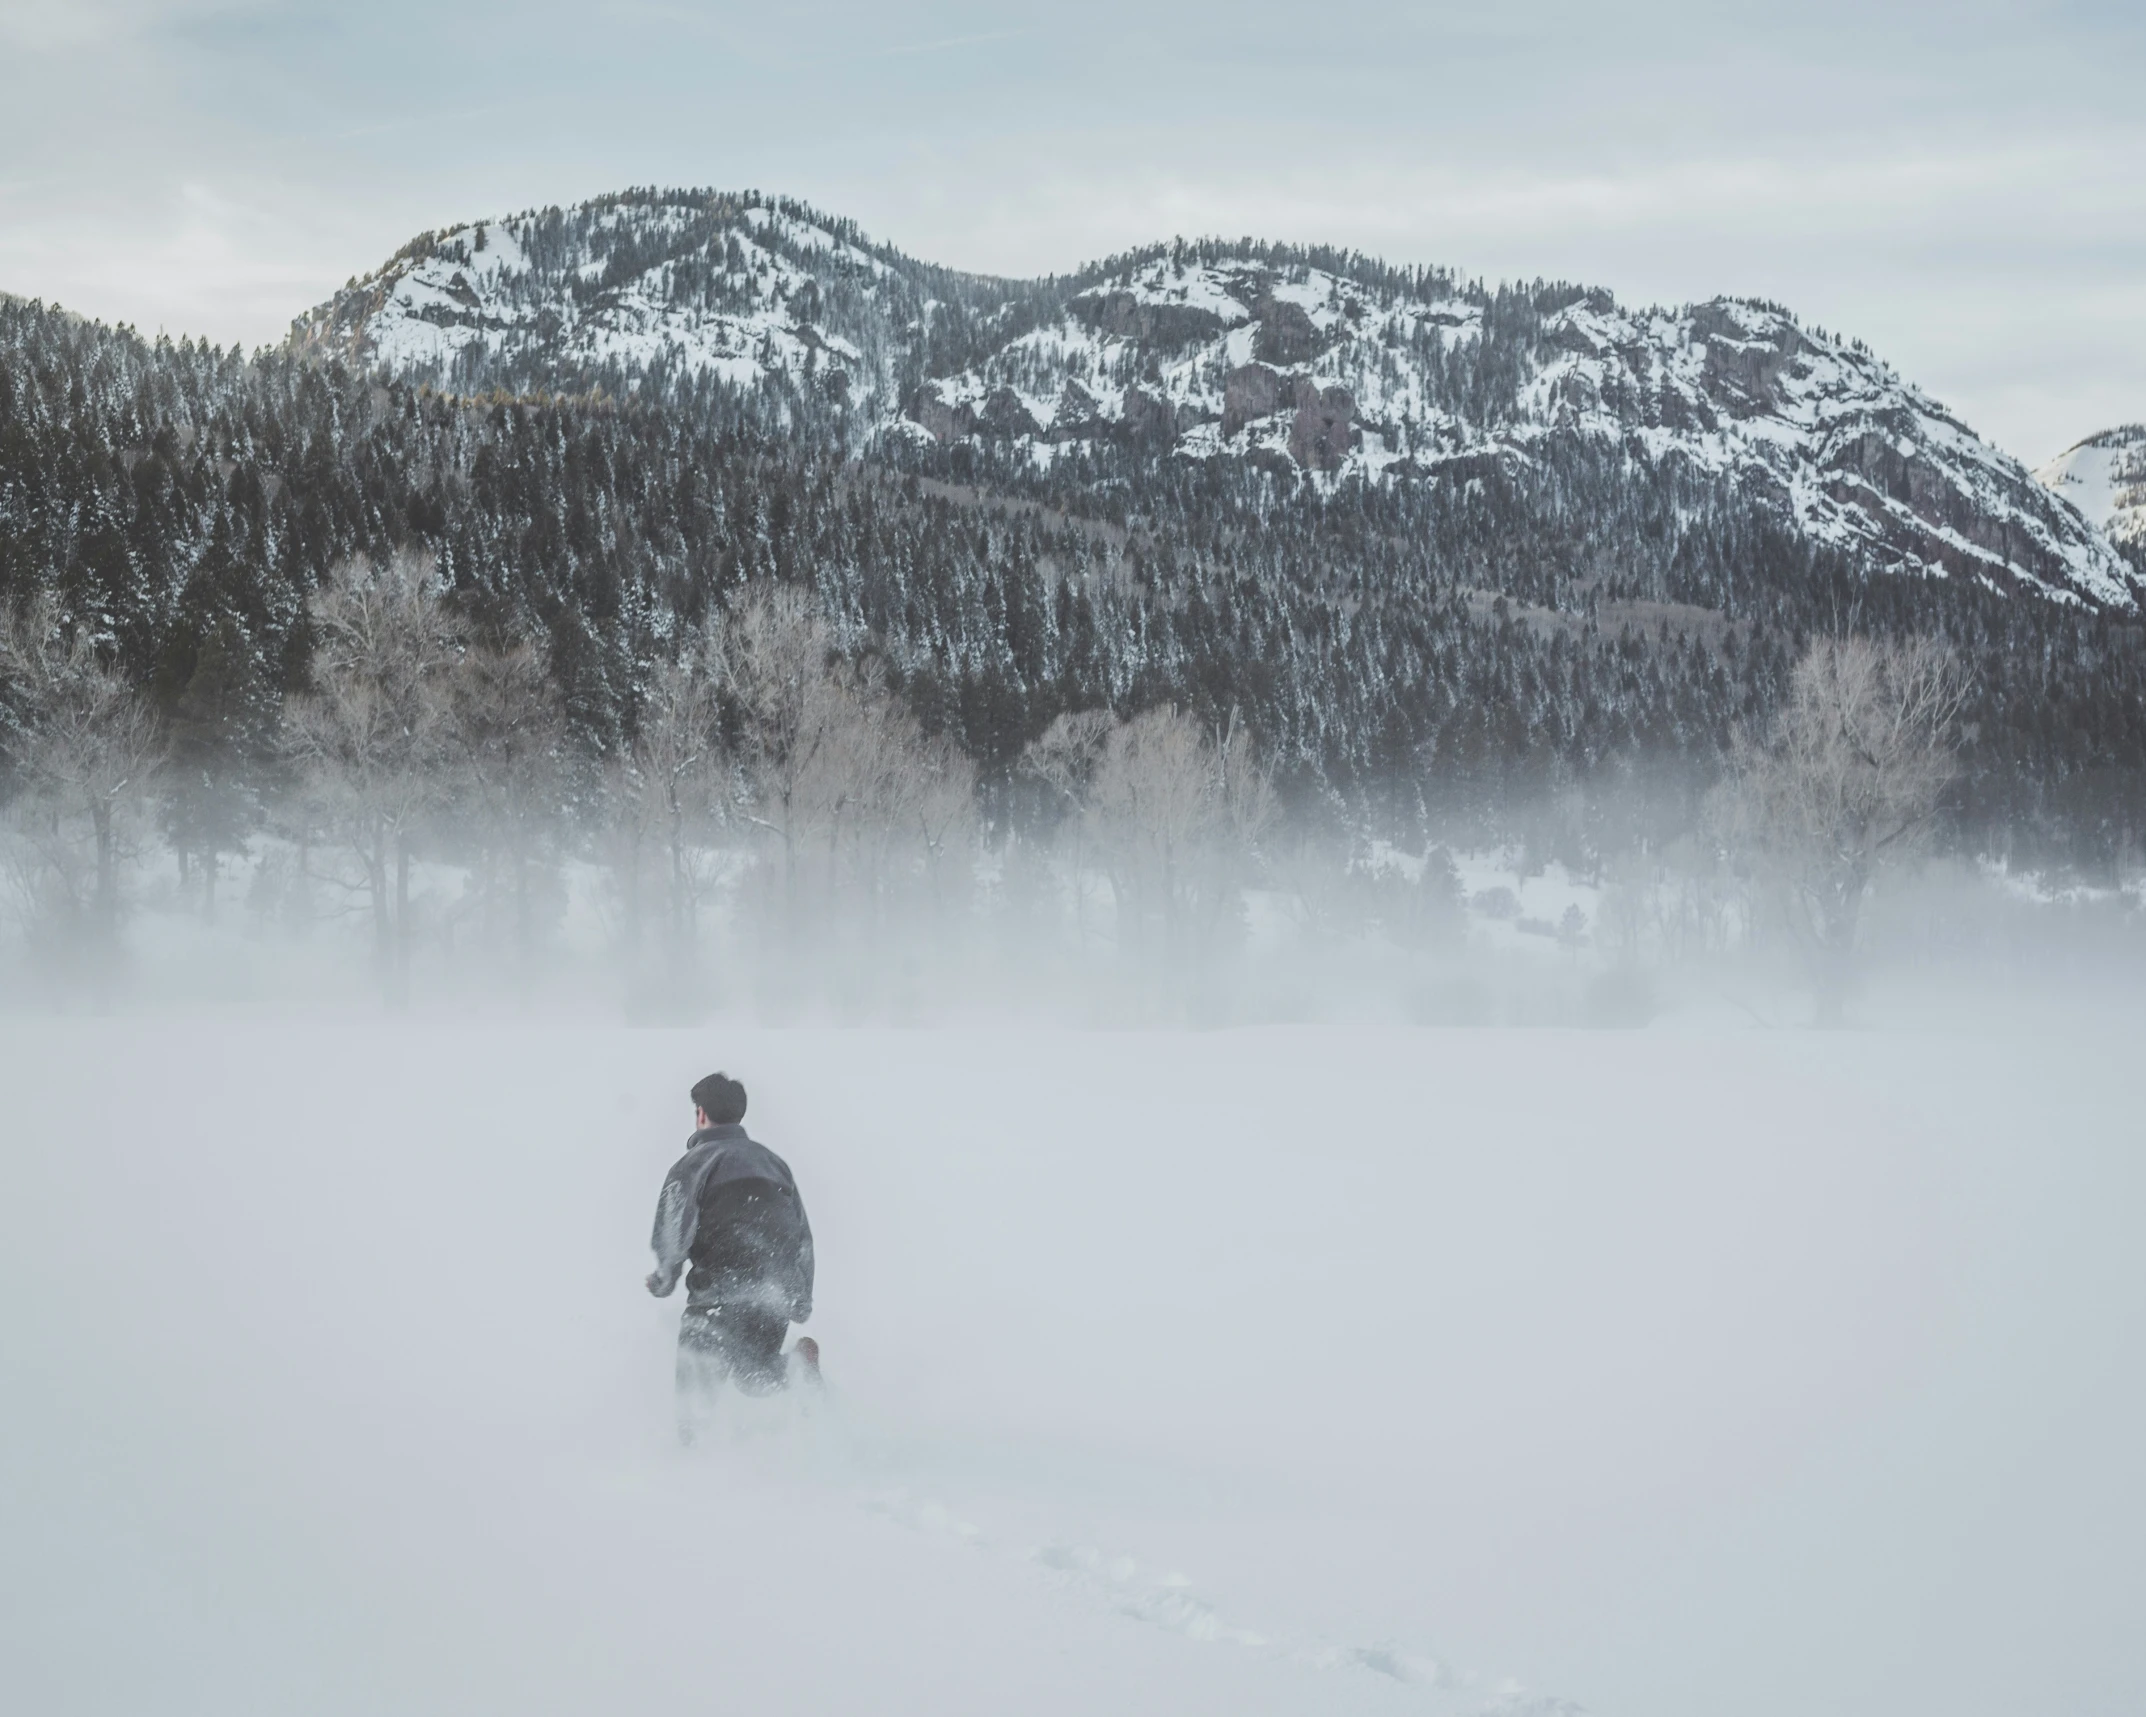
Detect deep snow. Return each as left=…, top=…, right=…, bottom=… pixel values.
left=3, top=1013, right=2143, bottom=1717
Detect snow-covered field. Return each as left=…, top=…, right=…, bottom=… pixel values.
left=4, top=1010, right=2143, bottom=1717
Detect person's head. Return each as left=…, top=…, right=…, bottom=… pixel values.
left=691, top=1072, right=747, bottom=1128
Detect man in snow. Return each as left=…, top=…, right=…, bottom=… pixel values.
left=646, top=1073, right=817, bottom=1429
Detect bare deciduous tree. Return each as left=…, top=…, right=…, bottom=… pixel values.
left=447, top=630, right=567, bottom=956
left=1022, top=709, right=1115, bottom=942
left=608, top=626, right=730, bottom=971
left=725, top=586, right=982, bottom=939
left=590, top=586, right=990, bottom=998
left=0, top=597, right=164, bottom=963
left=722, top=586, right=841, bottom=924
left=1090, top=706, right=1217, bottom=952
left=282, top=552, right=458, bottom=1004
left=1216, top=708, right=1277, bottom=853
left=1025, top=709, right=1113, bottom=808
left=1083, top=705, right=1274, bottom=963
left=900, top=728, right=980, bottom=913
left=1724, top=633, right=1968, bottom=1021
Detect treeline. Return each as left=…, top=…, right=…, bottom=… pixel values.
left=13, top=557, right=2132, bottom=1025
left=4, top=294, right=2146, bottom=897
left=0, top=556, right=1292, bottom=1012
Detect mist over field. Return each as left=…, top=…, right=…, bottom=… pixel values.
left=3, top=995, right=2143, bottom=1717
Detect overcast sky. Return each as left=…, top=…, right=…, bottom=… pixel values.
left=2, top=0, right=2140, bottom=463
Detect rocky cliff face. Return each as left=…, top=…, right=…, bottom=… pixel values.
left=292, top=191, right=2142, bottom=613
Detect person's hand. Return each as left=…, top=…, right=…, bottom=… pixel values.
left=645, top=1270, right=672, bottom=1298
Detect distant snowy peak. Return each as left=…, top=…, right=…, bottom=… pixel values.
left=2036, top=426, right=2146, bottom=549
left=288, top=192, right=911, bottom=415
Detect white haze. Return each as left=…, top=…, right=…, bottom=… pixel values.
left=2, top=889, right=2145, bottom=1717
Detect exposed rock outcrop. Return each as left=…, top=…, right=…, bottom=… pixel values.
left=1252, top=295, right=1326, bottom=366
left=1069, top=290, right=1233, bottom=348
left=1121, top=384, right=1180, bottom=444
left=1050, top=380, right=1104, bottom=442
left=909, top=386, right=973, bottom=444
left=1692, top=300, right=1802, bottom=417
left=976, top=387, right=1041, bottom=440
left=1222, top=364, right=1356, bottom=469
left=1290, top=382, right=1357, bottom=471
left=1222, top=363, right=1285, bottom=438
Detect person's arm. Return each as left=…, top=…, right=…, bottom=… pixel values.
left=646, top=1153, right=703, bottom=1296
left=787, top=1194, right=815, bottom=1323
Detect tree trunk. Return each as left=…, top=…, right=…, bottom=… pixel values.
left=668, top=805, right=687, bottom=943
left=92, top=800, right=116, bottom=945
left=1811, top=874, right=1864, bottom=1027
left=621, top=826, right=643, bottom=958
left=391, top=830, right=412, bottom=1009
left=514, top=842, right=530, bottom=955
left=1812, top=949, right=1852, bottom=1028
left=369, top=826, right=391, bottom=973
left=781, top=808, right=799, bottom=945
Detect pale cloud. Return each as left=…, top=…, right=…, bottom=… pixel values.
left=0, top=0, right=112, bottom=50
left=0, top=0, right=2140, bottom=459
left=0, top=0, right=249, bottom=51
left=0, top=177, right=377, bottom=346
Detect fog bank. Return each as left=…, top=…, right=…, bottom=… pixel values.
left=3, top=1013, right=2142, bottom=1717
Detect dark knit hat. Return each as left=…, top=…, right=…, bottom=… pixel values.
left=690, top=1072, right=747, bottom=1124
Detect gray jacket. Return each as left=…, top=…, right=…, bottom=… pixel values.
left=647, top=1124, right=814, bottom=1317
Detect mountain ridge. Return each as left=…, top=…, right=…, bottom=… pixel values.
left=286, top=186, right=2140, bottom=614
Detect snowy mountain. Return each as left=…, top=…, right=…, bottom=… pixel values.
left=291, top=188, right=2137, bottom=612
left=2036, top=425, right=2146, bottom=557
left=913, top=259, right=2138, bottom=611
left=287, top=190, right=966, bottom=423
